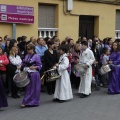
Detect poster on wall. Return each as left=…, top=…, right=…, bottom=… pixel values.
left=0, top=4, right=34, bottom=24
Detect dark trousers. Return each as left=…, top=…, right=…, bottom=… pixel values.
left=70, top=72, right=80, bottom=89
left=47, top=81, right=55, bottom=94
left=40, top=62, right=47, bottom=92
left=8, top=72, right=18, bottom=97
left=100, top=73, right=108, bottom=86
left=0, top=71, right=6, bottom=92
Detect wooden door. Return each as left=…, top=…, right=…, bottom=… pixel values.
left=79, top=15, right=94, bottom=39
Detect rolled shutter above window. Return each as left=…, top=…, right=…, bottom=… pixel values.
left=38, top=4, right=55, bottom=28
left=116, top=10, right=120, bottom=30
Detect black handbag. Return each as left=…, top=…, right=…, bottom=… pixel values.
left=7, top=64, right=17, bottom=74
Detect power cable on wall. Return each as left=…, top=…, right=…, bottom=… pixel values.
left=63, top=0, right=120, bottom=16
left=63, top=0, right=80, bottom=16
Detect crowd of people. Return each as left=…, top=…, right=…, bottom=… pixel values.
left=0, top=35, right=120, bottom=108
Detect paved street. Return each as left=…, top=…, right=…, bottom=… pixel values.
left=1, top=88, right=120, bottom=120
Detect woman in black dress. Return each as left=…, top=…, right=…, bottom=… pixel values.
left=91, top=42, right=100, bottom=86
left=44, top=41, right=59, bottom=95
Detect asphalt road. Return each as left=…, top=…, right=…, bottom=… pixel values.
left=1, top=88, right=120, bottom=120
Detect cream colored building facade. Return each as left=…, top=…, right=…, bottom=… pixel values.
left=0, top=0, right=120, bottom=41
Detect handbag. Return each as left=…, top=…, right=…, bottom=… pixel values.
left=7, top=64, right=17, bottom=74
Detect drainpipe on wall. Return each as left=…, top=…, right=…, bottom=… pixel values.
left=63, top=0, right=70, bottom=15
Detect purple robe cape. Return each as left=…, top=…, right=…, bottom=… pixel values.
left=108, top=51, right=120, bottom=94
left=22, top=54, right=42, bottom=106
left=0, top=75, right=8, bottom=108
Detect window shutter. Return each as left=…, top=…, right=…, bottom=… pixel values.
left=38, top=4, right=55, bottom=28
left=116, top=10, right=120, bottom=30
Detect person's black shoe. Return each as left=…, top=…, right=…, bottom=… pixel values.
left=8, top=92, right=12, bottom=97
left=80, top=93, right=89, bottom=98
left=53, top=98, right=59, bottom=102
left=80, top=94, right=85, bottom=98
left=96, top=86, right=100, bottom=91
left=12, top=95, right=18, bottom=99
left=103, top=85, right=108, bottom=88
left=59, top=100, right=65, bottom=103
left=16, top=94, right=21, bottom=98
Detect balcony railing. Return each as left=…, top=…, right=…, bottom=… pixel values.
left=115, top=30, right=120, bottom=39
left=38, top=28, right=58, bottom=38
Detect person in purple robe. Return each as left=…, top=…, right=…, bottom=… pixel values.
left=21, top=44, right=42, bottom=108
left=0, top=76, right=8, bottom=108
left=108, top=42, right=120, bottom=94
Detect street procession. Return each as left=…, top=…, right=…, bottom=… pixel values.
left=0, top=1, right=120, bottom=120
left=0, top=35, right=120, bottom=108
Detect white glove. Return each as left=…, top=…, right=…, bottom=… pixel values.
left=0, top=60, right=2, bottom=63
left=53, top=66, right=57, bottom=70
left=24, top=67, right=30, bottom=72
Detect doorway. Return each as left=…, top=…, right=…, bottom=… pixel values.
left=79, top=15, right=94, bottom=39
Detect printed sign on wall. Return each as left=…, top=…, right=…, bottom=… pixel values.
left=0, top=4, right=34, bottom=24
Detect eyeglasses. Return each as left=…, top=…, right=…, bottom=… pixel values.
left=27, top=48, right=31, bottom=50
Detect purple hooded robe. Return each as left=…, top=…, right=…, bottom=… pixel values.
left=22, top=53, right=42, bottom=106
left=108, top=51, right=120, bottom=94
